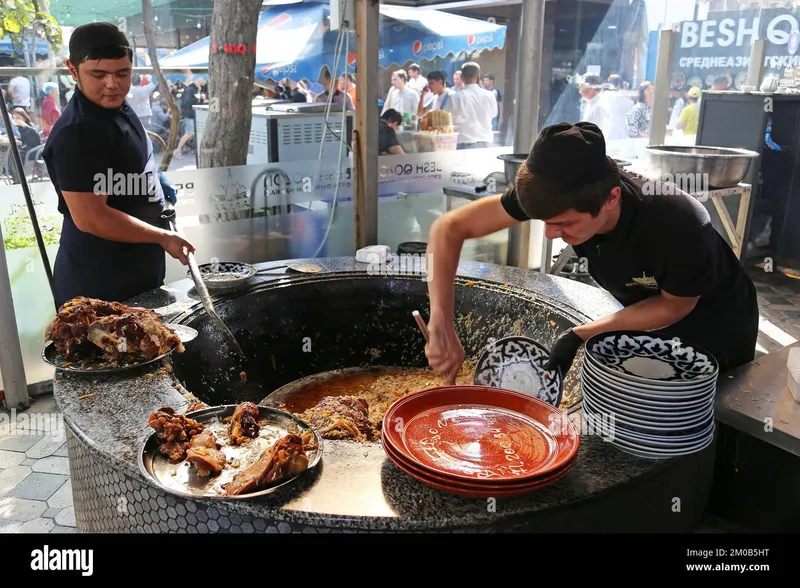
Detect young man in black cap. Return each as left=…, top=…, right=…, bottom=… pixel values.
left=424, top=121, right=759, bottom=383
left=43, top=22, right=194, bottom=308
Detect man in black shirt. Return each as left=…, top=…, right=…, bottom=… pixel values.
left=379, top=109, right=404, bottom=155
left=424, top=121, right=759, bottom=383
left=42, top=22, right=194, bottom=308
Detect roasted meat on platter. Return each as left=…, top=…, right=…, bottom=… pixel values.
left=300, top=395, right=379, bottom=442
left=228, top=402, right=260, bottom=445
left=186, top=430, right=227, bottom=477
left=148, top=406, right=205, bottom=463
left=222, top=434, right=309, bottom=496
left=45, top=296, right=182, bottom=360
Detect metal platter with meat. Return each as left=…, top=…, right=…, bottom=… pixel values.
left=138, top=402, right=323, bottom=500
left=43, top=297, right=184, bottom=373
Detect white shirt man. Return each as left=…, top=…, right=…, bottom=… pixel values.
left=382, top=69, right=420, bottom=116
left=578, top=76, right=612, bottom=138
left=9, top=76, right=31, bottom=108
left=406, top=64, right=428, bottom=94
left=602, top=89, right=634, bottom=141
left=442, top=62, right=497, bottom=147
left=417, top=71, right=454, bottom=116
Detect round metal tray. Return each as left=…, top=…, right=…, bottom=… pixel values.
left=644, top=145, right=759, bottom=188
left=41, top=341, right=179, bottom=374
left=138, top=404, right=323, bottom=501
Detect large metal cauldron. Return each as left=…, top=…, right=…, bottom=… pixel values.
left=645, top=145, right=759, bottom=188
left=167, top=272, right=584, bottom=411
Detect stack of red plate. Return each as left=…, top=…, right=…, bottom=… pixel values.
left=381, top=385, right=580, bottom=498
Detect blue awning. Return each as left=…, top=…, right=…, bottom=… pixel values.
left=159, top=2, right=505, bottom=83
left=0, top=36, right=51, bottom=57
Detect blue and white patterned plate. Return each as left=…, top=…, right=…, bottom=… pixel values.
left=473, top=336, right=564, bottom=407
left=585, top=331, right=718, bottom=385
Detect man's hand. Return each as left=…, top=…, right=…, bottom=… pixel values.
left=544, top=329, right=584, bottom=377
left=425, top=318, right=466, bottom=385
left=160, top=232, right=195, bottom=265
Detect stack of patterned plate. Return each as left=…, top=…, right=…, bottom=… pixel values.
left=381, top=385, right=580, bottom=498
left=580, top=331, right=718, bottom=459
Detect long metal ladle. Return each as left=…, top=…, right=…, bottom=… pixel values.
left=161, top=208, right=246, bottom=361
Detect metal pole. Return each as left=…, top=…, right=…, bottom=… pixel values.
left=649, top=28, right=676, bottom=147
left=0, top=222, right=30, bottom=410
left=507, top=0, right=546, bottom=269
left=746, top=39, right=766, bottom=89
left=354, top=0, right=379, bottom=249
left=0, top=92, right=56, bottom=305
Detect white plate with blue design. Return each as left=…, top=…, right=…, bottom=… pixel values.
left=473, top=336, right=564, bottom=407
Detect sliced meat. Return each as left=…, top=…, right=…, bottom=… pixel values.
left=222, top=434, right=308, bottom=496
left=228, top=402, right=260, bottom=445
left=148, top=406, right=204, bottom=463
left=186, top=431, right=226, bottom=477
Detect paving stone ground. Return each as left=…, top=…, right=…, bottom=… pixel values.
left=0, top=262, right=796, bottom=533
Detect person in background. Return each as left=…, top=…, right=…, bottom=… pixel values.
left=711, top=76, right=729, bottom=91
left=315, top=70, right=354, bottom=109
left=379, top=109, right=404, bottom=155
left=381, top=69, right=419, bottom=116
left=578, top=74, right=611, bottom=136
left=127, top=73, right=157, bottom=128
left=626, top=80, right=654, bottom=138
left=11, top=107, right=41, bottom=158
left=57, top=57, right=76, bottom=108
left=442, top=62, right=496, bottom=149
left=482, top=73, right=502, bottom=132
left=8, top=75, right=31, bottom=112
left=338, top=73, right=357, bottom=108
left=602, top=73, right=633, bottom=141
left=174, top=76, right=206, bottom=159
left=417, top=71, right=454, bottom=117
left=40, top=82, right=62, bottom=138
left=453, top=70, right=465, bottom=89
left=675, top=86, right=701, bottom=135
left=283, top=78, right=312, bottom=103
left=406, top=64, right=427, bottom=94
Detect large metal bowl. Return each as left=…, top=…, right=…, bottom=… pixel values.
left=644, top=145, right=759, bottom=189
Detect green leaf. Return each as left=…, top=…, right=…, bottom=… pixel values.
left=3, top=16, right=22, bottom=34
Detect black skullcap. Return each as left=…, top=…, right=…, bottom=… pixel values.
left=69, top=22, right=131, bottom=65
left=525, top=122, right=615, bottom=188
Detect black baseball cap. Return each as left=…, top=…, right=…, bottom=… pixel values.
left=525, top=122, right=615, bottom=189
left=69, top=22, right=132, bottom=66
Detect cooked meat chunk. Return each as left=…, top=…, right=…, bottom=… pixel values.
left=300, top=396, right=379, bottom=442
left=222, top=434, right=308, bottom=496
left=228, top=402, right=260, bottom=445
left=148, top=406, right=204, bottom=463
left=45, top=296, right=182, bottom=359
left=186, top=431, right=226, bottom=477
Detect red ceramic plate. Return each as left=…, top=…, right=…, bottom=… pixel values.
left=383, top=439, right=574, bottom=498
left=382, top=385, right=580, bottom=484
left=382, top=433, right=577, bottom=493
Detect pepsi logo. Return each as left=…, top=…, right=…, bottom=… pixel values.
left=347, top=51, right=356, bottom=65
left=413, top=40, right=422, bottom=55
left=468, top=34, right=475, bottom=46
left=468, top=33, right=493, bottom=46
left=267, top=13, right=293, bottom=29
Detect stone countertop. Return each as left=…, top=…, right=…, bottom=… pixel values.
left=52, top=256, right=683, bottom=531
left=714, top=341, right=800, bottom=458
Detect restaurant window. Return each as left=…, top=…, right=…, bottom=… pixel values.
left=0, top=0, right=357, bottom=389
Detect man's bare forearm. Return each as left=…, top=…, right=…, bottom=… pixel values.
left=572, top=295, right=695, bottom=341
left=427, top=216, right=464, bottom=323
left=83, top=206, right=170, bottom=245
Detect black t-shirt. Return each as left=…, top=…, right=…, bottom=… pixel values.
left=42, top=86, right=167, bottom=307
left=500, top=173, right=759, bottom=371
left=180, top=83, right=199, bottom=118
left=379, top=119, right=400, bottom=154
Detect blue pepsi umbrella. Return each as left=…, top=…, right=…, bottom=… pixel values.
left=0, top=36, right=50, bottom=57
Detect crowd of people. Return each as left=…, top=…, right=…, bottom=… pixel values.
left=575, top=72, right=724, bottom=142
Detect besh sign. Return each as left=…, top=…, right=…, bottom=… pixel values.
left=674, top=9, right=800, bottom=86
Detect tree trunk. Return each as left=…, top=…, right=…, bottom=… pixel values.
left=142, top=0, right=182, bottom=171
left=199, top=0, right=262, bottom=169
